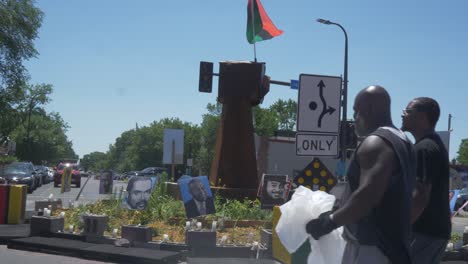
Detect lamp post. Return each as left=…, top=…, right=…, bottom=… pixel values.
left=317, top=18, right=348, bottom=163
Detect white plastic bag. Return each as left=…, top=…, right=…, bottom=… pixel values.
left=275, top=186, right=346, bottom=264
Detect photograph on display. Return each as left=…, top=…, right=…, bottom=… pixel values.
left=99, top=171, right=113, bottom=194
left=178, top=176, right=215, bottom=218
left=122, top=176, right=156, bottom=210
left=260, top=174, right=290, bottom=209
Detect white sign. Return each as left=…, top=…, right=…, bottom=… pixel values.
left=163, top=129, right=184, bottom=164
left=296, top=133, right=339, bottom=157
left=297, top=74, right=342, bottom=134
left=187, top=158, right=193, bottom=167
left=436, top=131, right=450, bottom=153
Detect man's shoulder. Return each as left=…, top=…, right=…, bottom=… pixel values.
left=415, top=136, right=444, bottom=154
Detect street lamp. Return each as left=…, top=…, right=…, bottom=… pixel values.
left=317, top=18, right=349, bottom=163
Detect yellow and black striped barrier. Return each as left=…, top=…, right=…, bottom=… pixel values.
left=0, top=184, right=27, bottom=224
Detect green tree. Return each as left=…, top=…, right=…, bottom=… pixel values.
left=12, top=111, right=77, bottom=164
left=0, top=0, right=44, bottom=140
left=457, top=139, right=468, bottom=165
left=253, top=105, right=278, bottom=136
left=193, top=103, right=221, bottom=175
left=269, top=99, right=297, bottom=131
left=81, top=151, right=108, bottom=171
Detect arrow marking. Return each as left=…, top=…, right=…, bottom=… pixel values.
left=317, top=80, right=335, bottom=128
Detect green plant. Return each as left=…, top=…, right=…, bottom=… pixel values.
left=0, top=155, right=17, bottom=165
left=451, top=233, right=463, bottom=243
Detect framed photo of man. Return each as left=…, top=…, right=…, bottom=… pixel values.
left=99, top=171, right=113, bottom=194
left=122, top=176, right=156, bottom=210
left=178, top=176, right=215, bottom=219
left=260, top=174, right=290, bottom=209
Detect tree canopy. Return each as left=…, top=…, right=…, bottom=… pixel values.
left=457, top=139, right=468, bottom=165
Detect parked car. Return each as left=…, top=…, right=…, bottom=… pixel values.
left=454, top=188, right=468, bottom=211
left=53, top=163, right=81, bottom=188
left=2, top=162, right=36, bottom=193
left=123, top=171, right=139, bottom=180
left=34, top=165, right=49, bottom=185
left=137, top=167, right=167, bottom=177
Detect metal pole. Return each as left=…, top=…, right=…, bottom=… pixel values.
left=334, top=22, right=349, bottom=162
left=448, top=113, right=452, bottom=131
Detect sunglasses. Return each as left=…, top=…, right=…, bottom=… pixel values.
left=402, top=108, right=432, bottom=116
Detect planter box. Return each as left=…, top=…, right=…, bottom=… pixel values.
left=121, top=225, right=152, bottom=243
left=30, top=216, right=64, bottom=236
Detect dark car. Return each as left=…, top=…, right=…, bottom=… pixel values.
left=53, top=163, right=81, bottom=188
left=34, top=165, right=50, bottom=185
left=137, top=167, right=167, bottom=177
left=2, top=162, right=36, bottom=193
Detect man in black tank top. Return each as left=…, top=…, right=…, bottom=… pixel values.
left=402, top=97, right=450, bottom=264
left=306, top=86, right=416, bottom=264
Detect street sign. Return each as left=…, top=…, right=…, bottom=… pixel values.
left=296, top=133, right=339, bottom=157
left=297, top=74, right=342, bottom=134
left=293, top=157, right=337, bottom=193
left=163, top=129, right=184, bottom=164
left=290, top=79, right=299, bottom=90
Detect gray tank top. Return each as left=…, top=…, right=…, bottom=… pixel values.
left=342, top=127, right=416, bottom=264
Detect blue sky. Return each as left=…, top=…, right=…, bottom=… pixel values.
left=25, top=0, right=468, bottom=160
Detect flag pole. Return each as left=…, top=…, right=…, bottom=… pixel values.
left=250, top=0, right=257, bottom=62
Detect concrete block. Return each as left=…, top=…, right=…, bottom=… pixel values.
left=34, top=199, right=62, bottom=212
left=261, top=229, right=272, bottom=257
left=82, top=214, right=108, bottom=242
left=121, top=225, right=152, bottom=243
left=30, top=216, right=64, bottom=236
left=186, top=230, right=216, bottom=248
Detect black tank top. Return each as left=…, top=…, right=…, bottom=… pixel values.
left=344, top=127, right=416, bottom=264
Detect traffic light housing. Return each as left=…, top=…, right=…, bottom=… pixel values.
left=343, top=120, right=358, bottom=150
left=199, top=61, right=213, bottom=93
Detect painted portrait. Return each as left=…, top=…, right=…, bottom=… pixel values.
left=178, top=176, right=215, bottom=218
left=260, top=174, right=290, bottom=209
left=122, top=176, right=156, bottom=210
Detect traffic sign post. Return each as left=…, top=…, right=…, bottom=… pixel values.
left=296, top=74, right=342, bottom=157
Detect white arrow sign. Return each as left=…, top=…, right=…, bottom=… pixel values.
left=297, top=74, right=342, bottom=134
left=296, top=133, right=339, bottom=157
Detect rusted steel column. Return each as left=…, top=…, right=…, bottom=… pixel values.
left=209, top=61, right=268, bottom=189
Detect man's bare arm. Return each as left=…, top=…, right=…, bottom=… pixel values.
left=332, top=136, right=396, bottom=226
left=411, top=182, right=432, bottom=223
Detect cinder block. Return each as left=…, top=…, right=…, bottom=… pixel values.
left=261, top=229, right=272, bottom=257
left=186, top=230, right=216, bottom=248
left=82, top=214, right=108, bottom=242
left=121, top=225, right=152, bottom=243
left=34, top=199, right=62, bottom=212
left=30, top=216, right=64, bottom=236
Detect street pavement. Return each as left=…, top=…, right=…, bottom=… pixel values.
left=26, top=176, right=127, bottom=210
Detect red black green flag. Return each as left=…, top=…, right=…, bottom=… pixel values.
left=246, top=0, right=283, bottom=44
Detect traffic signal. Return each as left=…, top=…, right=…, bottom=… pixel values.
left=343, top=120, right=358, bottom=150
left=199, top=61, right=213, bottom=93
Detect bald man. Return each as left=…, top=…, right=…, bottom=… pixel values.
left=306, top=86, right=416, bottom=264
